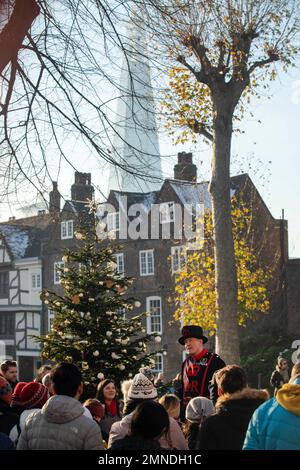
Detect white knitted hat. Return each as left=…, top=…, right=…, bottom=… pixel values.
left=186, top=397, right=215, bottom=422
left=128, top=372, right=158, bottom=400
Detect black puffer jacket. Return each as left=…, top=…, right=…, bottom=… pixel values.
left=197, top=388, right=269, bottom=450
left=110, top=435, right=161, bottom=450
left=0, top=400, right=19, bottom=436
left=270, top=370, right=286, bottom=396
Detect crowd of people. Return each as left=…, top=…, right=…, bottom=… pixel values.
left=0, top=325, right=300, bottom=451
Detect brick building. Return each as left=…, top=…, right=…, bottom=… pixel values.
left=1, top=157, right=298, bottom=381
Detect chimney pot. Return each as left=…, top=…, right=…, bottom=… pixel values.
left=174, top=152, right=197, bottom=182
left=71, top=172, right=94, bottom=202
left=49, top=181, right=61, bottom=217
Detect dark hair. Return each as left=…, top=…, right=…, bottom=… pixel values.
left=182, top=421, right=201, bottom=449
left=215, top=365, right=247, bottom=394
left=1, top=360, right=17, bottom=373
left=96, top=379, right=121, bottom=417
left=35, top=365, right=52, bottom=383
left=50, top=362, right=82, bottom=397
left=131, top=401, right=169, bottom=440
left=123, top=398, right=148, bottom=416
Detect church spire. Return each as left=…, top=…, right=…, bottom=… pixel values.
left=108, top=14, right=162, bottom=193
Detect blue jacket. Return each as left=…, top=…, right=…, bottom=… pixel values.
left=0, top=432, right=14, bottom=450
left=243, top=384, right=300, bottom=450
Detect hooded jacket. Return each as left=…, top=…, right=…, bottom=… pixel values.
left=108, top=411, right=188, bottom=450
left=9, top=409, right=39, bottom=446
left=243, top=383, right=300, bottom=450
left=17, top=395, right=103, bottom=450
left=197, top=388, right=269, bottom=450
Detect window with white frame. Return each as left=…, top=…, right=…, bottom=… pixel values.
left=115, top=253, right=124, bottom=275
left=0, top=271, right=9, bottom=298
left=146, top=296, right=162, bottom=334
left=48, top=309, right=55, bottom=331
left=116, top=307, right=126, bottom=319
left=54, top=262, right=64, bottom=284
left=139, top=250, right=154, bottom=276
left=107, top=212, right=120, bottom=232
left=153, top=353, right=164, bottom=373
left=171, top=246, right=187, bottom=274
left=160, top=202, right=175, bottom=223
left=32, top=273, right=41, bottom=289
left=61, top=220, right=74, bottom=239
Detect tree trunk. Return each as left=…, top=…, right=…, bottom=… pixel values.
left=209, top=100, right=240, bottom=364
left=0, top=0, right=40, bottom=74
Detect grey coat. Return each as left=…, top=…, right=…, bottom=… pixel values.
left=17, top=395, right=103, bottom=450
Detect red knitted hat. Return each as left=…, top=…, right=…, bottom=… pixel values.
left=11, top=382, right=27, bottom=407
left=19, top=382, right=49, bottom=409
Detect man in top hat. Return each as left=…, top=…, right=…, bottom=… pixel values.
left=179, top=325, right=225, bottom=414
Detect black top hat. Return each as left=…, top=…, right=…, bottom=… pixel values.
left=178, top=325, right=208, bottom=345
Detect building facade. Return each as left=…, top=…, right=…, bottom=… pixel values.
left=1, top=157, right=298, bottom=381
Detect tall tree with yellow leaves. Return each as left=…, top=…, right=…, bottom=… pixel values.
left=174, top=199, right=272, bottom=339
left=138, top=0, right=300, bottom=362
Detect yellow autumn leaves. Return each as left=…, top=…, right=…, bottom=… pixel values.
left=174, top=199, right=272, bottom=335
left=161, top=66, right=212, bottom=145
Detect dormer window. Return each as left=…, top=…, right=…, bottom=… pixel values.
left=160, top=202, right=175, bottom=223
left=61, top=220, right=74, bottom=239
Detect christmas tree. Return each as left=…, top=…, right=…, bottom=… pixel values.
left=37, top=203, right=162, bottom=396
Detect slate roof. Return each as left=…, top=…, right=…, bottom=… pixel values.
left=0, top=224, right=43, bottom=260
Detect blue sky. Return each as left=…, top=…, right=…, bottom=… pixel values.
left=232, top=71, right=300, bottom=257
left=159, top=68, right=300, bottom=257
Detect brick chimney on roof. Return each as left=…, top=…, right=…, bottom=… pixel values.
left=71, top=172, right=94, bottom=202
left=174, top=152, right=197, bottom=182
left=49, top=181, right=61, bottom=217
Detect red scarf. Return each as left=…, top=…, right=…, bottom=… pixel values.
left=105, top=399, right=117, bottom=416
left=192, top=348, right=208, bottom=361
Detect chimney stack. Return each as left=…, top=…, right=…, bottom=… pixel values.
left=71, top=172, right=94, bottom=202
left=174, top=152, right=197, bottom=182
left=49, top=181, right=61, bottom=217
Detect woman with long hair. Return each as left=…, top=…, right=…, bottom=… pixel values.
left=96, top=379, right=122, bottom=443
